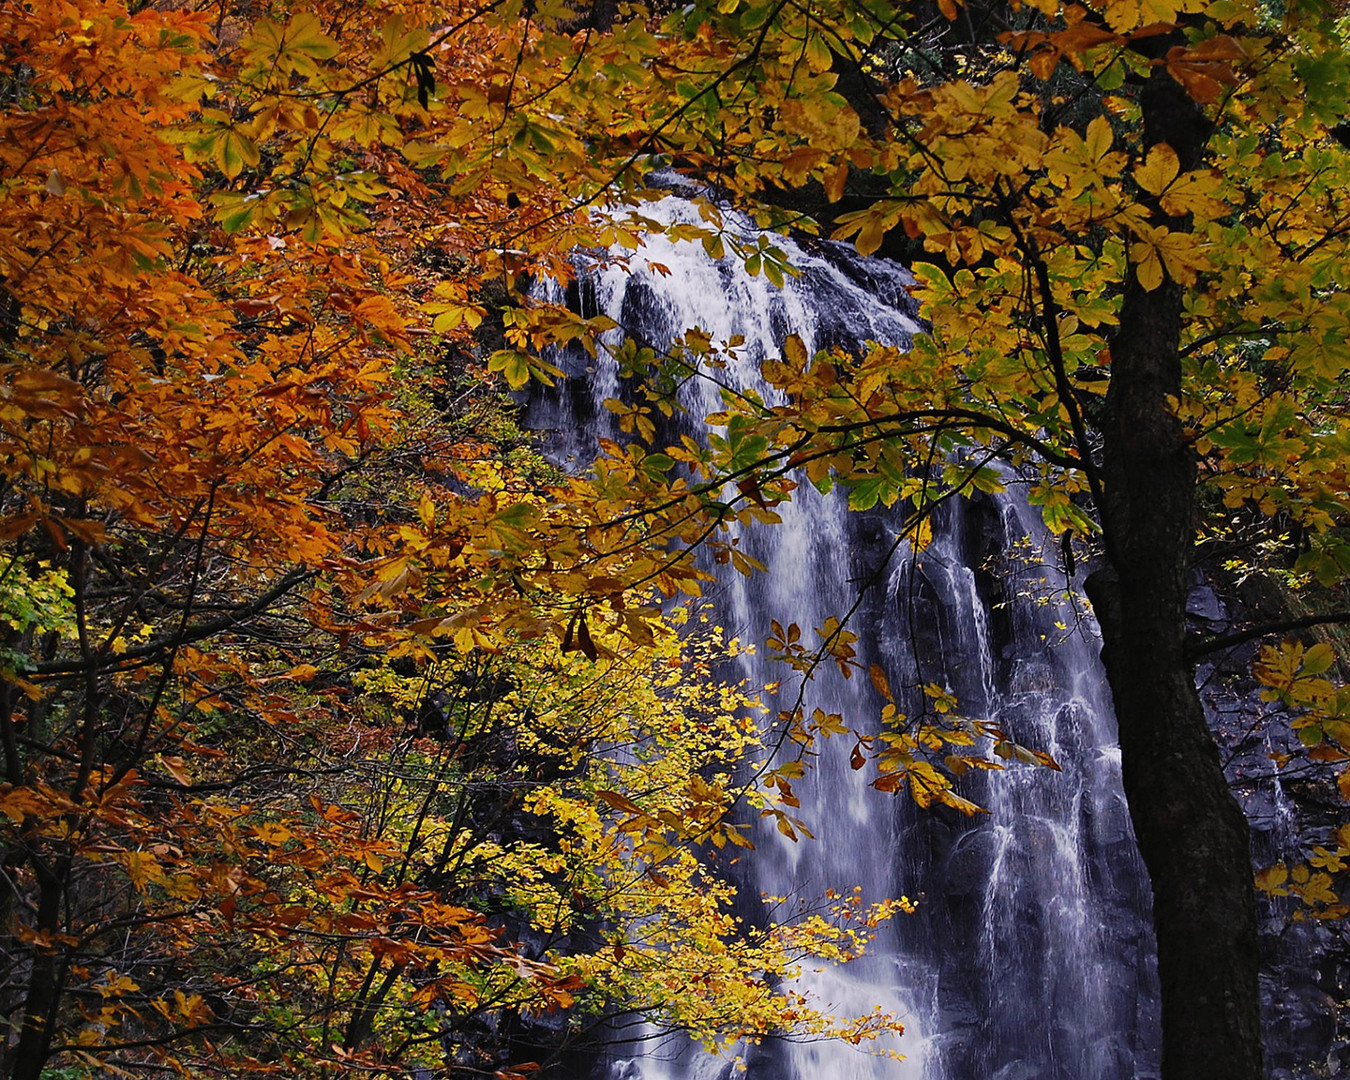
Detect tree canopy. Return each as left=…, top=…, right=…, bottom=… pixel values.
left=2, top=0, right=1350, bottom=1078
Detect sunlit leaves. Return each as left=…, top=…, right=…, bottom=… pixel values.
left=1257, top=824, right=1350, bottom=920
left=1134, top=143, right=1229, bottom=219
left=488, top=349, right=535, bottom=389
left=1135, top=143, right=1182, bottom=197
left=7, top=0, right=1350, bottom=1071
left=375, top=13, right=431, bottom=70
left=1130, top=221, right=1209, bottom=289
left=832, top=201, right=907, bottom=256
left=1255, top=863, right=1290, bottom=896
left=1096, top=0, right=1208, bottom=33
left=779, top=95, right=861, bottom=150
left=241, top=11, right=338, bottom=77
left=185, top=113, right=262, bottom=179
left=1045, top=115, right=1126, bottom=194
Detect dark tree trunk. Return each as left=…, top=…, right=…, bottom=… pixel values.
left=1085, top=59, right=1263, bottom=1080
left=8, top=857, right=67, bottom=1080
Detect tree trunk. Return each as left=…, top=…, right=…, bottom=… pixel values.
left=1085, top=59, right=1264, bottom=1080
left=8, top=856, right=67, bottom=1080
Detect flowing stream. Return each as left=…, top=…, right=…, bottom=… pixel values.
left=527, top=194, right=1162, bottom=1080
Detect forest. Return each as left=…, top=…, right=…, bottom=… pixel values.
left=1, top=0, right=1349, bottom=1078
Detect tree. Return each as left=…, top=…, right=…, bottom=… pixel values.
left=466, top=1, right=1350, bottom=1078
left=0, top=2, right=911, bottom=1077
left=6, top=0, right=1350, bottom=1077
left=550, top=0, right=1350, bottom=1074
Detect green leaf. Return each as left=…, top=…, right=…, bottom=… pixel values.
left=214, top=129, right=260, bottom=180
left=845, top=475, right=894, bottom=511
left=1302, top=643, right=1336, bottom=676
left=488, top=349, right=533, bottom=389
left=494, top=502, right=540, bottom=527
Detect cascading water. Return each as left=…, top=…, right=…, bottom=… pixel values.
left=527, top=192, right=1161, bottom=1079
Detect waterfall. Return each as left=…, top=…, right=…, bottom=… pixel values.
left=526, top=193, right=1161, bottom=1080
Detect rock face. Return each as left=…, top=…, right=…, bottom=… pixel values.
left=1190, top=571, right=1350, bottom=1078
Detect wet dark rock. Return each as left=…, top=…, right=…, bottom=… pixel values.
left=1193, top=566, right=1350, bottom=1078
left=935, top=989, right=982, bottom=1028
left=989, top=1059, right=1044, bottom=1080
left=943, top=829, right=998, bottom=897
left=1187, top=583, right=1228, bottom=624
left=1008, top=660, right=1056, bottom=695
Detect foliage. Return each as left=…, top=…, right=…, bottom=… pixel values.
left=1255, top=822, right=1350, bottom=921
left=503, top=0, right=1350, bottom=801
left=516, top=1, right=1350, bottom=1075
left=7, top=0, right=1350, bottom=1074
left=0, top=1, right=915, bottom=1077
left=440, top=0, right=1350, bottom=1072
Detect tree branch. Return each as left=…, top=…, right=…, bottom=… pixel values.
left=32, top=568, right=316, bottom=678
left=1187, top=610, right=1350, bottom=659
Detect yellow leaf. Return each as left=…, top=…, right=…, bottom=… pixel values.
left=1302, top=643, right=1335, bottom=676
left=1135, top=143, right=1180, bottom=197
left=379, top=13, right=431, bottom=64
left=1102, top=0, right=1206, bottom=32
left=1131, top=223, right=1207, bottom=288
left=824, top=160, right=848, bottom=203
left=803, top=33, right=832, bottom=73
left=1159, top=169, right=1228, bottom=220
left=254, top=822, right=294, bottom=846
left=869, top=664, right=893, bottom=701
left=1134, top=247, right=1163, bottom=290
left=595, top=789, right=644, bottom=815
left=214, top=128, right=260, bottom=180
left=1084, top=115, right=1114, bottom=162
left=779, top=98, right=860, bottom=150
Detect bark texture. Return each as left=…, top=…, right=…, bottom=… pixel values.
left=1085, top=60, right=1263, bottom=1080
